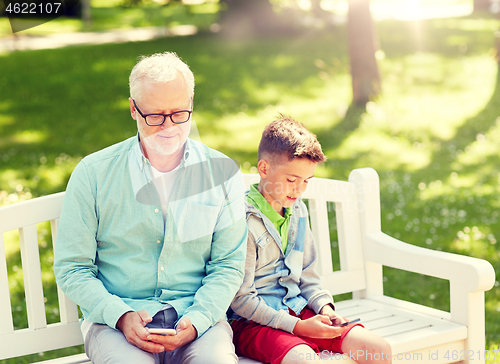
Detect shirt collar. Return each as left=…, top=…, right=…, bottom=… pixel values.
left=246, top=183, right=292, bottom=226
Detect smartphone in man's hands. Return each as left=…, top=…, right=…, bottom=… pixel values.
left=148, top=328, right=177, bottom=335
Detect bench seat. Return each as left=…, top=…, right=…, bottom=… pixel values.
left=0, top=168, right=494, bottom=364
left=40, top=354, right=262, bottom=364
left=336, top=299, right=466, bottom=363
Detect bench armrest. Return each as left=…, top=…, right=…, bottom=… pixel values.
left=364, top=231, right=495, bottom=293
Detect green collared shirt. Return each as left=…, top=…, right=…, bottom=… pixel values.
left=246, top=183, right=292, bottom=252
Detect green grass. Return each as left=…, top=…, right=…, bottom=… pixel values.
left=1, top=14, right=500, bottom=363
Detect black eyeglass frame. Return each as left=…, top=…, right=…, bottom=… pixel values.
left=132, top=98, right=193, bottom=126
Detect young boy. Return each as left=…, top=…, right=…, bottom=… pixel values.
left=229, top=116, right=392, bottom=364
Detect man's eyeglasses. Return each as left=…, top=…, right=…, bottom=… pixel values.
left=133, top=99, right=192, bottom=126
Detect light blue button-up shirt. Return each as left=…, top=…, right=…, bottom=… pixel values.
left=54, top=135, right=247, bottom=337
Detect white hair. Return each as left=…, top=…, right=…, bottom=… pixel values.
left=129, top=52, right=195, bottom=102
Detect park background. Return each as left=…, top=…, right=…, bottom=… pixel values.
left=1, top=0, right=500, bottom=362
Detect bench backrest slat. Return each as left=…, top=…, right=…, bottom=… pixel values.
left=51, top=218, right=80, bottom=324
left=19, top=224, right=48, bottom=330
left=321, top=270, right=367, bottom=296
left=308, top=198, right=333, bottom=276
left=335, top=198, right=365, bottom=272
left=1, top=322, right=84, bottom=359
left=0, top=192, right=65, bottom=232
left=0, top=233, right=14, bottom=335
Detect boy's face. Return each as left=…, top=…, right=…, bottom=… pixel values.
left=258, top=157, right=318, bottom=215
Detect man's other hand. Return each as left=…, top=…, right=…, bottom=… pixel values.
left=116, top=310, right=165, bottom=353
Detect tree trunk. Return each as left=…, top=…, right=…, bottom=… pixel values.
left=311, top=0, right=329, bottom=20
left=496, top=19, right=500, bottom=66
left=347, top=0, right=381, bottom=106
left=82, top=0, right=91, bottom=26
left=474, top=0, right=490, bottom=12
left=219, top=0, right=288, bottom=38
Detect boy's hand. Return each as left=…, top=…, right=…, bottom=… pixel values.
left=293, top=314, right=346, bottom=339
left=146, top=316, right=197, bottom=352
left=320, top=305, right=346, bottom=327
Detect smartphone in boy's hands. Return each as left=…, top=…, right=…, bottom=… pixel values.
left=335, top=318, right=361, bottom=327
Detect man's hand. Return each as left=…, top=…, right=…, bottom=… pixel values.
left=146, top=316, right=197, bottom=352
left=293, top=314, right=345, bottom=339
left=116, top=310, right=165, bottom=353
left=320, top=304, right=346, bottom=327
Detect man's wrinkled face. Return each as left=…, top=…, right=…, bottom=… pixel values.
left=130, top=77, right=192, bottom=157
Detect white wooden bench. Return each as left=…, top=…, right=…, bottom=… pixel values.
left=0, top=168, right=495, bottom=364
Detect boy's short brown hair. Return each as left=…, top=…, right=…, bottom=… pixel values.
left=258, top=115, right=326, bottom=164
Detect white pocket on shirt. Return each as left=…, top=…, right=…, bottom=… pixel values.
left=176, top=202, right=219, bottom=243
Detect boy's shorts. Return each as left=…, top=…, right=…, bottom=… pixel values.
left=231, top=307, right=363, bottom=364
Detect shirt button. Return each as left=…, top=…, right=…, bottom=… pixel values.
left=279, top=278, right=283, bottom=282
left=156, top=240, right=161, bottom=244
left=155, top=208, right=159, bottom=213
left=160, top=266, right=164, bottom=271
